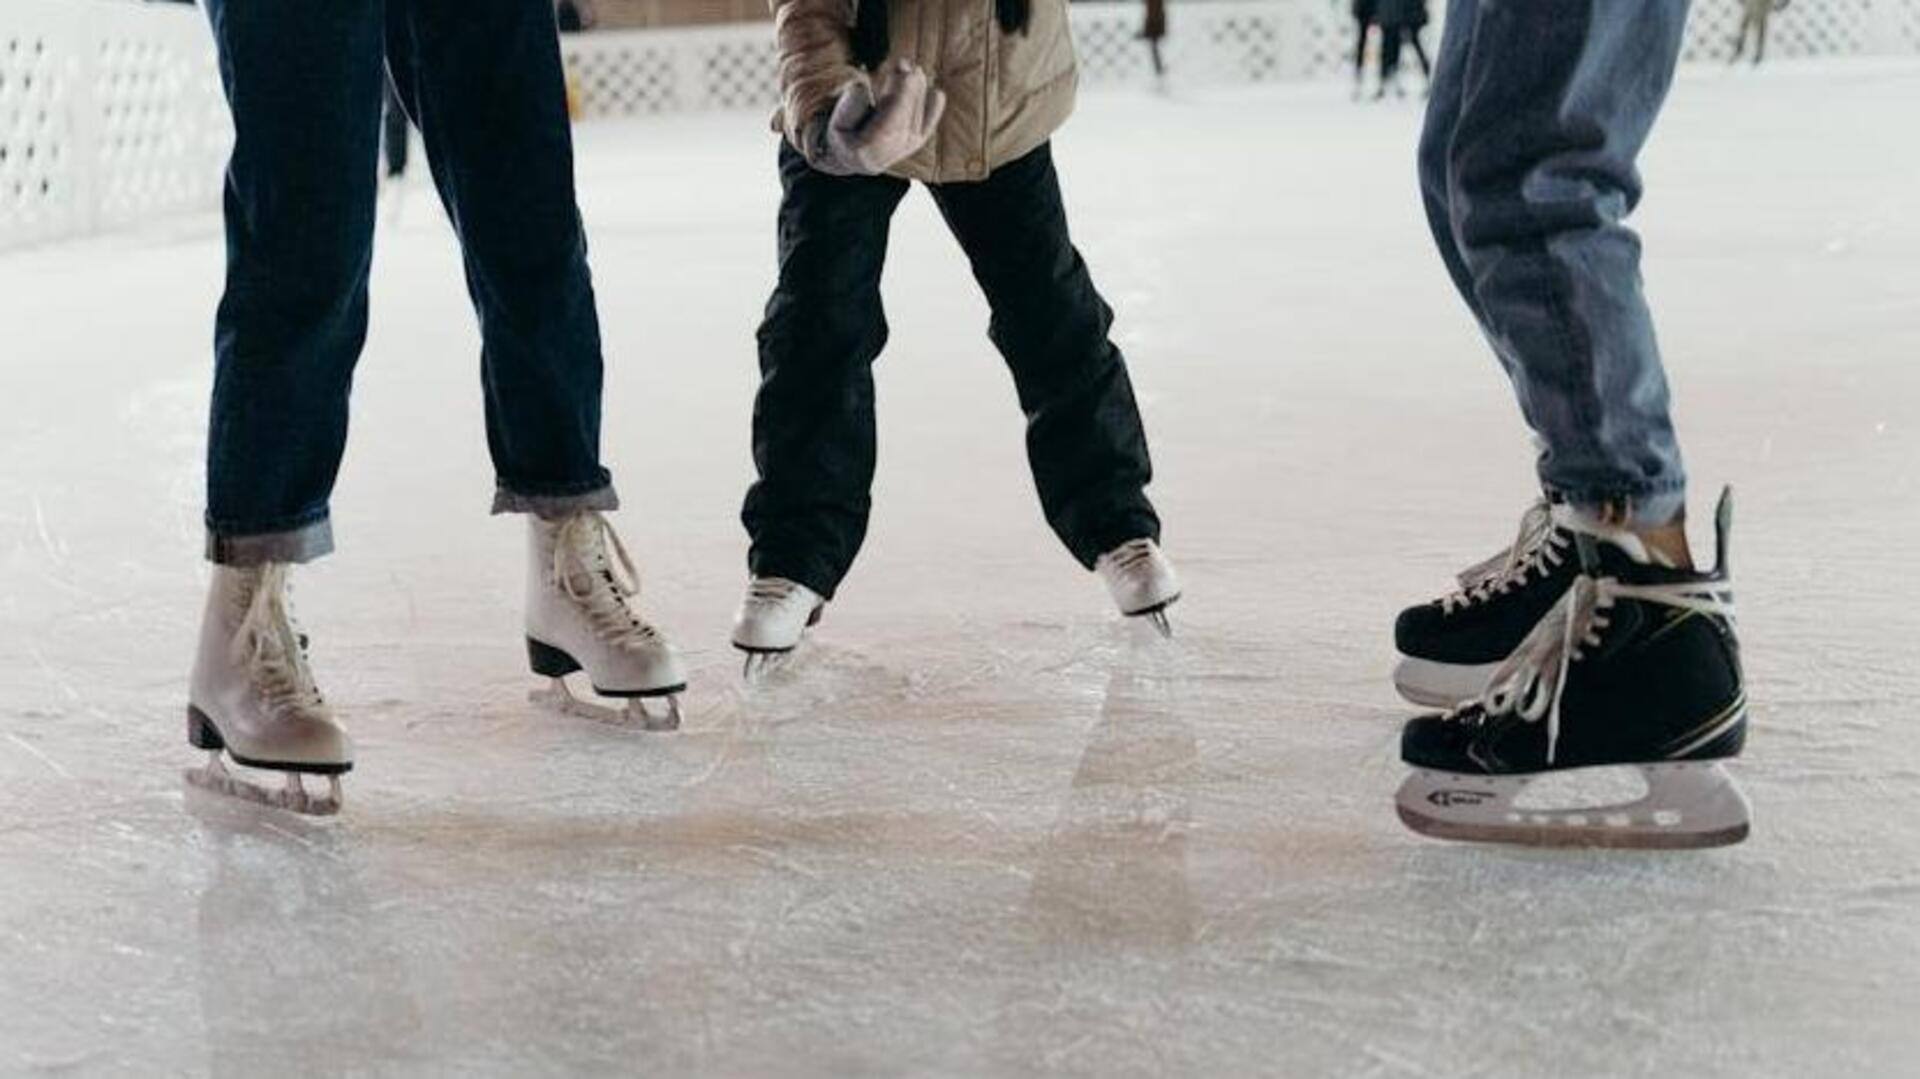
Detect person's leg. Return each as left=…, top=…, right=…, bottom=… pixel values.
left=1378, top=24, right=1402, bottom=93
left=741, top=143, right=910, bottom=599
left=201, top=0, right=386, bottom=566
left=1754, top=8, right=1769, bottom=65
left=1416, top=0, right=1482, bottom=324
left=927, top=143, right=1160, bottom=569
left=383, top=0, right=616, bottom=517
left=1437, top=0, right=1689, bottom=537
left=1410, top=29, right=1433, bottom=80
left=1354, top=14, right=1370, bottom=86
left=381, top=76, right=410, bottom=178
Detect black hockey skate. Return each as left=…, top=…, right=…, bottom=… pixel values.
left=1395, top=488, right=1750, bottom=850
left=1392, top=498, right=1656, bottom=708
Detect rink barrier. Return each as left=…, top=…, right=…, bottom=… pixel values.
left=5, top=0, right=1920, bottom=249
left=1, top=0, right=226, bottom=250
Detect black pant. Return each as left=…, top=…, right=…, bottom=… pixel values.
left=744, top=142, right=1161, bottom=599
left=1380, top=24, right=1432, bottom=83
left=201, top=0, right=612, bottom=562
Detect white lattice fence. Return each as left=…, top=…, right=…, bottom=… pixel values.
left=1, top=0, right=226, bottom=250
left=6, top=0, right=1920, bottom=249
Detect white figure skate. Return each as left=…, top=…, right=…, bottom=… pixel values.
left=731, top=576, right=825, bottom=679
left=1096, top=538, right=1181, bottom=638
left=526, top=512, right=687, bottom=731
left=185, top=564, right=351, bottom=816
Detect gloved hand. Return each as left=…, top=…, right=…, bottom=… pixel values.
left=802, top=59, right=947, bottom=177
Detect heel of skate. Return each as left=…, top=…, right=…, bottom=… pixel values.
left=527, top=637, right=583, bottom=678
left=186, top=706, right=225, bottom=750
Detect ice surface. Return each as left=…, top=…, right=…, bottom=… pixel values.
left=3, top=61, right=1919, bottom=1077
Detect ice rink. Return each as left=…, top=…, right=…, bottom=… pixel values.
left=3, top=60, right=1918, bottom=1076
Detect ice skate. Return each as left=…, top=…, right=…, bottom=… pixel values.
left=1391, top=498, right=1662, bottom=709
left=1096, top=538, right=1180, bottom=638
left=731, top=576, right=825, bottom=679
left=185, top=564, right=351, bottom=816
left=526, top=512, right=687, bottom=731
left=1395, top=489, right=1750, bottom=850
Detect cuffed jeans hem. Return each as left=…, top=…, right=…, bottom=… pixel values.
left=1549, top=483, right=1688, bottom=530
left=205, top=517, right=335, bottom=566
left=490, top=481, right=620, bottom=518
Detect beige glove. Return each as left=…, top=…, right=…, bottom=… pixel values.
left=802, top=59, right=947, bottom=176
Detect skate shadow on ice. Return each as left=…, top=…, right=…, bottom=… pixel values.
left=1021, top=634, right=1201, bottom=950
left=185, top=789, right=424, bottom=1075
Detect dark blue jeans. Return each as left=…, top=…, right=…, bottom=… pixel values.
left=744, top=142, right=1160, bottom=599
left=1420, top=0, right=1689, bottom=526
left=201, top=0, right=615, bottom=566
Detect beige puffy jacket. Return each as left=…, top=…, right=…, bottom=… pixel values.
left=771, top=0, right=1078, bottom=184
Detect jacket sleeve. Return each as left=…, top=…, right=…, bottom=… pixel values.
left=771, top=0, right=868, bottom=146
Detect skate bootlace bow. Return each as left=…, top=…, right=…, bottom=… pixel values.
left=554, top=513, right=662, bottom=647
left=231, top=565, right=328, bottom=717
left=1452, top=573, right=1735, bottom=764
left=1442, top=500, right=1568, bottom=613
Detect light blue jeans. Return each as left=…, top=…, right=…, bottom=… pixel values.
left=1420, top=0, right=1689, bottom=526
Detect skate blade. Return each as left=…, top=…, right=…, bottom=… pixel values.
left=1395, top=761, right=1751, bottom=850
left=739, top=649, right=796, bottom=683
left=1122, top=601, right=1176, bottom=640
left=531, top=679, right=681, bottom=732
left=183, top=754, right=343, bottom=817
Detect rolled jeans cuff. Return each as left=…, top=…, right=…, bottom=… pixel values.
left=1552, top=484, right=1687, bottom=531
left=490, top=480, right=620, bottom=519
left=205, top=517, right=334, bottom=566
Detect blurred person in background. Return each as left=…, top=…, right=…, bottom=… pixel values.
left=1374, top=0, right=1431, bottom=99
left=728, top=0, right=1182, bottom=668
left=1731, top=0, right=1788, bottom=66
left=556, top=0, right=598, bottom=33
left=1141, top=0, right=1169, bottom=82
left=1351, top=0, right=1379, bottom=99
left=381, top=76, right=410, bottom=182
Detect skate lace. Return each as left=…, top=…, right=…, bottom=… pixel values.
left=1440, top=500, right=1569, bottom=614
left=1103, top=538, right=1159, bottom=576
left=744, top=576, right=804, bottom=609
left=553, top=513, right=662, bottom=650
left=230, top=565, right=328, bottom=719
left=1451, top=572, right=1735, bottom=764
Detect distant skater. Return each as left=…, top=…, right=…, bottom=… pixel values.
left=1351, top=0, right=1378, bottom=99
left=1141, top=0, right=1168, bottom=82
left=1375, top=0, right=1432, bottom=99
left=380, top=76, right=409, bottom=181
left=1731, top=0, right=1789, bottom=66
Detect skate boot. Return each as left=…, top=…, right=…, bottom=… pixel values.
left=1392, top=498, right=1665, bottom=709
left=1395, top=488, right=1749, bottom=850
left=731, top=576, right=825, bottom=678
left=186, top=564, right=351, bottom=816
left=526, top=512, right=687, bottom=731
left=1097, top=538, right=1181, bottom=638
